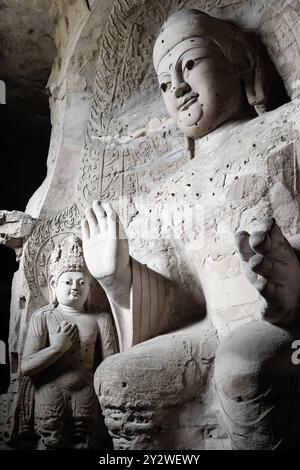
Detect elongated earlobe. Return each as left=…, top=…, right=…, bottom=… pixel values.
left=49, top=275, right=57, bottom=305
left=241, top=51, right=268, bottom=115
left=243, top=70, right=267, bottom=114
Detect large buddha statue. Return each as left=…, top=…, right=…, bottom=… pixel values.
left=153, top=9, right=300, bottom=450
left=84, top=9, right=299, bottom=450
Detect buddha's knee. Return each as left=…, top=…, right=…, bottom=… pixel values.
left=215, top=321, right=300, bottom=449
left=94, top=327, right=217, bottom=450
left=95, top=332, right=207, bottom=410
left=215, top=320, right=297, bottom=401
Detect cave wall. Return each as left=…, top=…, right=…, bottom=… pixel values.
left=2, top=0, right=300, bottom=449
left=23, top=0, right=300, bottom=335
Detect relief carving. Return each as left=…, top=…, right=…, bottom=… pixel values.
left=3, top=0, right=300, bottom=452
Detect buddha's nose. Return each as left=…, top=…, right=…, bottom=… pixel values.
left=172, top=70, right=191, bottom=98
left=174, top=81, right=190, bottom=98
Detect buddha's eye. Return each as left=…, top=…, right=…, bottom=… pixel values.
left=66, top=281, right=71, bottom=285
left=185, top=60, right=195, bottom=71
left=160, top=82, right=170, bottom=93
left=79, top=280, right=85, bottom=285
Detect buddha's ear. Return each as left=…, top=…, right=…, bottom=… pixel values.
left=242, top=67, right=268, bottom=114
left=49, top=275, right=57, bottom=305
left=240, top=48, right=268, bottom=115
left=231, top=42, right=268, bottom=115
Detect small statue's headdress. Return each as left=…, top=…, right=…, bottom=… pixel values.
left=47, top=235, right=86, bottom=281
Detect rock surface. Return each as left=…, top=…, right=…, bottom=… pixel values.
left=2, top=0, right=300, bottom=450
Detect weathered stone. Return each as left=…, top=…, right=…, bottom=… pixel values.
left=0, top=211, right=37, bottom=254
left=2, top=0, right=300, bottom=451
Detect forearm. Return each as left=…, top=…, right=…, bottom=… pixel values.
left=21, top=344, right=65, bottom=377
left=97, top=259, right=132, bottom=309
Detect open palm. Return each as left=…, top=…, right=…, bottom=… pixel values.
left=81, top=201, right=129, bottom=281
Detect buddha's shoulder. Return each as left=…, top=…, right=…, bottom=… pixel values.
left=30, top=304, right=55, bottom=321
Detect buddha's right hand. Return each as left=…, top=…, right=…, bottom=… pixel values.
left=52, top=321, right=78, bottom=353
left=81, top=201, right=130, bottom=282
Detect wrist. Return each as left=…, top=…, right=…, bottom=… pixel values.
left=51, top=340, right=68, bottom=354
left=98, top=259, right=132, bottom=308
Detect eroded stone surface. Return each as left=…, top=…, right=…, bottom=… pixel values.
left=0, top=211, right=37, bottom=254
left=95, top=321, right=224, bottom=450
left=3, top=0, right=300, bottom=450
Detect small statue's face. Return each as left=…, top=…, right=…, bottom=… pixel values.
left=157, top=38, right=244, bottom=139
left=55, top=271, right=90, bottom=309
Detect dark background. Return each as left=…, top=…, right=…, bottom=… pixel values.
left=0, top=85, right=51, bottom=394
left=0, top=2, right=56, bottom=394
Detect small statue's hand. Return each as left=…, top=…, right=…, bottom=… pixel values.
left=52, top=321, right=78, bottom=353
left=236, top=217, right=300, bottom=325
left=81, top=201, right=129, bottom=281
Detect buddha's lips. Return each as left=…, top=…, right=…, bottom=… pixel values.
left=178, top=92, right=199, bottom=111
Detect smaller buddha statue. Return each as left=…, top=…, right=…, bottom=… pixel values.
left=21, top=235, right=117, bottom=449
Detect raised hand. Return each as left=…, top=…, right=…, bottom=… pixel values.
left=81, top=201, right=130, bottom=283
left=52, top=321, right=78, bottom=353
left=236, top=218, right=300, bottom=325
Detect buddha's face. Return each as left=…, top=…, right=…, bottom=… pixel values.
left=157, top=37, right=245, bottom=139
left=55, top=271, right=90, bottom=309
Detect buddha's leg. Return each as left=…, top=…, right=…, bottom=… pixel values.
left=94, top=322, right=218, bottom=450
left=70, top=384, right=99, bottom=449
left=35, top=383, right=66, bottom=449
left=215, top=320, right=300, bottom=449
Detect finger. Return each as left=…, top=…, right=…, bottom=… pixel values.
left=62, top=323, right=72, bottom=333
left=249, top=254, right=273, bottom=277
left=60, top=320, right=68, bottom=328
left=254, top=276, right=284, bottom=298
left=253, top=217, right=276, bottom=234
left=249, top=218, right=277, bottom=255
left=118, top=217, right=127, bottom=241
left=85, top=206, right=99, bottom=237
left=250, top=227, right=293, bottom=263
left=92, top=200, right=107, bottom=233
left=249, top=230, right=272, bottom=254
left=69, top=329, right=78, bottom=341
left=254, top=276, right=275, bottom=296
left=81, top=219, right=90, bottom=241
left=235, top=230, right=255, bottom=262
left=66, top=324, right=76, bottom=336
left=102, top=202, right=117, bottom=237
left=268, top=221, right=293, bottom=255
